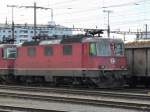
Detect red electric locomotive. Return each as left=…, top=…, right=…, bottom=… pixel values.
left=12, top=34, right=127, bottom=88
left=0, top=30, right=128, bottom=88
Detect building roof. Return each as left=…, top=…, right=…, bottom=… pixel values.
left=0, top=23, right=68, bottom=29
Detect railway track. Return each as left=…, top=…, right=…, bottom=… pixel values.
left=0, top=85, right=150, bottom=111
left=0, top=84, right=148, bottom=94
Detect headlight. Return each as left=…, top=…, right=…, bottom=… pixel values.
left=99, top=65, right=105, bottom=69
left=120, top=65, right=125, bottom=69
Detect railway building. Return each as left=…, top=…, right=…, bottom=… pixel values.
left=0, top=23, right=72, bottom=44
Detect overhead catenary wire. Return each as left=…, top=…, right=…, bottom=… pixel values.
left=7, top=0, right=148, bottom=19
left=4, top=0, right=150, bottom=31
left=52, top=0, right=148, bottom=25
left=52, top=0, right=100, bottom=7
left=102, top=0, right=145, bottom=8
left=16, top=5, right=149, bottom=26
left=53, top=1, right=148, bottom=25
left=53, top=0, right=148, bottom=17
left=50, top=0, right=150, bottom=31
left=54, top=8, right=149, bottom=24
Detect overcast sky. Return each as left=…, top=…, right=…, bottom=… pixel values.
left=0, top=0, right=149, bottom=31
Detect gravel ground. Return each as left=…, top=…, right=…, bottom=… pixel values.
left=0, top=96, right=142, bottom=112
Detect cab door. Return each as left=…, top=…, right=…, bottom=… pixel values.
left=82, top=43, right=95, bottom=68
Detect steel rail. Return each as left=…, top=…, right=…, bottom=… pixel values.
left=0, top=105, right=66, bottom=112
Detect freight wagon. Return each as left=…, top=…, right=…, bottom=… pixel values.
left=125, top=40, right=150, bottom=87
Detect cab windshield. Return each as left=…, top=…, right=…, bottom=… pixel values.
left=89, top=40, right=124, bottom=56
left=89, top=40, right=111, bottom=56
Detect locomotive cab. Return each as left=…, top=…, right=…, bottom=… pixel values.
left=87, top=38, right=127, bottom=70
left=82, top=37, right=128, bottom=88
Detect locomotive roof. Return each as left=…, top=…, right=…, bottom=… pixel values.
left=0, top=44, right=16, bottom=48
left=21, top=37, right=123, bottom=46
left=82, top=37, right=123, bottom=43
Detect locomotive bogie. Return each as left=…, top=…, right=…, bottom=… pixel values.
left=14, top=70, right=82, bottom=81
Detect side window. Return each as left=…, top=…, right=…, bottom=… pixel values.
left=63, top=45, right=72, bottom=55
left=89, top=43, right=97, bottom=56
left=44, top=46, right=53, bottom=56
left=115, top=43, right=124, bottom=56
left=27, top=47, right=36, bottom=56
left=2, top=47, right=17, bottom=59
left=2, top=48, right=7, bottom=58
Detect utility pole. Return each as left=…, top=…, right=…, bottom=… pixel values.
left=123, top=33, right=126, bottom=41
left=7, top=5, right=17, bottom=42
left=34, top=2, right=36, bottom=37
left=103, top=10, right=112, bottom=37
left=145, top=24, right=148, bottom=39
left=7, top=3, right=54, bottom=38
left=19, top=2, right=53, bottom=37
left=50, top=8, right=53, bottom=22
left=5, top=17, right=8, bottom=25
